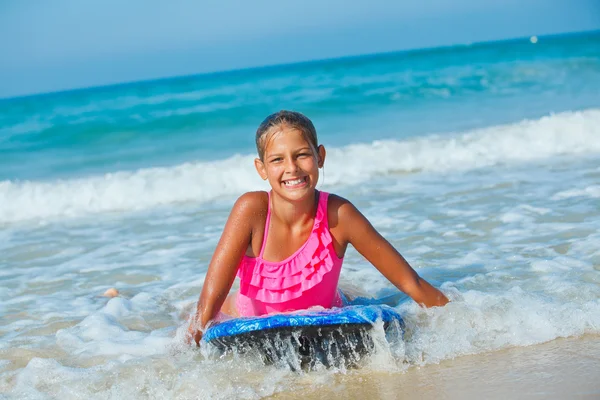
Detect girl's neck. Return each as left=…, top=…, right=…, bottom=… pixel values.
left=270, top=190, right=319, bottom=227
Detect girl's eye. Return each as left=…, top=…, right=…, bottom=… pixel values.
left=298, top=153, right=311, bottom=158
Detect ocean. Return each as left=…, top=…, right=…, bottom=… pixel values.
left=1, top=31, right=599, bottom=399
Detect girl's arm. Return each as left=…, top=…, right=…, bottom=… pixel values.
left=188, top=193, right=259, bottom=345
left=335, top=197, right=449, bottom=307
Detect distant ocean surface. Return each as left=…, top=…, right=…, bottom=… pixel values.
left=1, top=32, right=600, bottom=398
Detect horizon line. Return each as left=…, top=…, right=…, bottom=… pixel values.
left=2, top=28, right=598, bottom=102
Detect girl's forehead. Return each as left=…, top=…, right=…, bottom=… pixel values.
left=264, top=127, right=311, bottom=152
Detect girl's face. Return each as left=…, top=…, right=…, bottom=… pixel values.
left=255, top=126, right=325, bottom=202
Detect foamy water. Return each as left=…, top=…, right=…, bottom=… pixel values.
left=2, top=109, right=599, bottom=224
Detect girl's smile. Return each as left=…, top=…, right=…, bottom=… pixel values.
left=282, top=176, right=308, bottom=188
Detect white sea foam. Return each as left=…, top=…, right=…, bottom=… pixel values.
left=7, top=272, right=599, bottom=399
left=1, top=108, right=599, bottom=224
left=552, top=185, right=600, bottom=200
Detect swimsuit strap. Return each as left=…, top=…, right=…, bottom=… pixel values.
left=258, top=191, right=272, bottom=259
left=316, top=190, right=328, bottom=229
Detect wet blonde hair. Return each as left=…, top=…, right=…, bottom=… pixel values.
left=255, top=110, right=319, bottom=161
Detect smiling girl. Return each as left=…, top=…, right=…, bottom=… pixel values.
left=188, top=110, right=448, bottom=345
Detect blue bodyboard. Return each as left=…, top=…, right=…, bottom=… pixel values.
left=203, top=305, right=404, bottom=368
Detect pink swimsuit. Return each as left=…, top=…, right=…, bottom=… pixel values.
left=236, top=191, right=344, bottom=317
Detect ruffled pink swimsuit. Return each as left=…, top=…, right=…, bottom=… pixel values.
left=236, top=191, right=344, bottom=317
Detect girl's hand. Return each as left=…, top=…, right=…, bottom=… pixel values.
left=187, top=320, right=202, bottom=346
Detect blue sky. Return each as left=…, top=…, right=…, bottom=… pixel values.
left=1, top=0, right=599, bottom=98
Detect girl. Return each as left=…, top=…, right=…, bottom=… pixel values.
left=188, top=111, right=448, bottom=345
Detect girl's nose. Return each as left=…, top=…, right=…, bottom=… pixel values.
left=283, top=157, right=299, bottom=173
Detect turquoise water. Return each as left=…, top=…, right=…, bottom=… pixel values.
left=1, top=32, right=600, bottom=398
left=1, top=31, right=599, bottom=182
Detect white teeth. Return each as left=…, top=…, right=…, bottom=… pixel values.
left=284, top=178, right=304, bottom=186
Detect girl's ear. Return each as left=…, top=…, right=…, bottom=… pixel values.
left=317, top=145, right=326, bottom=168
left=254, top=158, right=268, bottom=180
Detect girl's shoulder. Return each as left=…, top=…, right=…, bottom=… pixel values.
left=327, top=192, right=357, bottom=209
left=227, top=191, right=270, bottom=234
left=326, top=193, right=350, bottom=209
left=326, top=193, right=356, bottom=227
left=233, top=191, right=269, bottom=214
